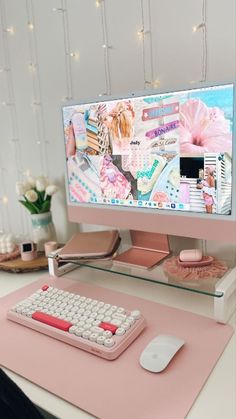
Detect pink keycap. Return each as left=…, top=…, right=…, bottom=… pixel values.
left=99, top=322, right=118, bottom=334
left=32, top=311, right=72, bottom=331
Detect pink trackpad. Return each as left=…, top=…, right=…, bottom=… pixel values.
left=0, top=275, right=233, bottom=419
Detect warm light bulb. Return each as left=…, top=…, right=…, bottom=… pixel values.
left=24, top=169, right=31, bottom=177
left=5, top=26, right=15, bottom=35
left=28, top=62, right=36, bottom=71
left=70, top=52, right=80, bottom=61
left=52, top=7, right=65, bottom=12
left=153, top=79, right=161, bottom=88
left=95, top=0, right=102, bottom=7
left=192, top=23, right=205, bottom=33
left=137, top=29, right=144, bottom=40
left=28, top=22, right=34, bottom=30
left=2, top=196, right=9, bottom=204
left=31, top=101, right=41, bottom=107
left=2, top=101, right=12, bottom=106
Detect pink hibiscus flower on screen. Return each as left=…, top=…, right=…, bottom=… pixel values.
left=179, top=99, right=232, bottom=154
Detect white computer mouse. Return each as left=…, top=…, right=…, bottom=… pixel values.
left=139, top=334, right=185, bottom=373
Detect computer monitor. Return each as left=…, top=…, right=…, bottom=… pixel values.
left=61, top=82, right=236, bottom=246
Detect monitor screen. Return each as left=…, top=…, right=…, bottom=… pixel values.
left=62, top=83, right=236, bottom=242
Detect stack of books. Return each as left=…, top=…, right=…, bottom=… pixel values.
left=86, top=111, right=100, bottom=152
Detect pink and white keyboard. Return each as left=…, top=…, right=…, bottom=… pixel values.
left=7, top=284, right=146, bottom=360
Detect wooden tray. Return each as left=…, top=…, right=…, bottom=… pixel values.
left=0, top=252, right=48, bottom=273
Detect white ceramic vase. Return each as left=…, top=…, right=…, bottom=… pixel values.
left=31, top=211, right=57, bottom=251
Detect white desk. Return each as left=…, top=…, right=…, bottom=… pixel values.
left=1, top=268, right=235, bottom=419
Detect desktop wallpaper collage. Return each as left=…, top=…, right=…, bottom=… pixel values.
left=63, top=84, right=233, bottom=215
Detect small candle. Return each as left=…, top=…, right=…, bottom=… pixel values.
left=44, top=241, right=58, bottom=256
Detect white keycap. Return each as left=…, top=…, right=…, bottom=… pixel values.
left=115, top=327, right=125, bottom=336
left=126, top=316, right=135, bottom=325
left=69, top=325, right=77, bottom=334
left=79, top=296, right=86, bottom=302
left=104, top=338, right=115, bottom=348
left=70, top=306, right=78, bottom=313
left=112, top=319, right=122, bottom=327
left=103, top=330, right=112, bottom=338
left=92, top=320, right=101, bottom=326
left=89, top=333, right=99, bottom=342
left=117, top=307, right=125, bottom=314
left=103, top=316, right=112, bottom=323
left=77, top=320, right=85, bottom=327
left=121, top=322, right=131, bottom=330
left=98, top=308, right=106, bottom=314
left=112, top=313, right=127, bottom=321
left=83, top=324, right=91, bottom=330
left=78, top=308, right=85, bottom=315
left=75, top=328, right=84, bottom=337
left=91, top=326, right=104, bottom=335
left=130, top=310, right=141, bottom=319
left=85, top=298, right=92, bottom=304
left=110, top=305, right=117, bottom=312
left=82, top=330, right=91, bottom=339
left=105, top=310, right=113, bottom=316
left=97, top=336, right=106, bottom=345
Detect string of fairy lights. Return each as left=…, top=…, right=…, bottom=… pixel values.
left=192, top=0, right=208, bottom=82
left=98, top=0, right=111, bottom=96
left=0, top=0, right=209, bottom=236
left=53, top=0, right=75, bottom=101
left=137, top=0, right=161, bottom=89
left=0, top=0, right=25, bottom=233
left=26, top=0, right=49, bottom=176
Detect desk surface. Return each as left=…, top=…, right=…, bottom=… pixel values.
left=0, top=268, right=235, bottom=419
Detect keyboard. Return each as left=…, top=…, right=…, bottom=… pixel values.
left=7, top=284, right=146, bottom=360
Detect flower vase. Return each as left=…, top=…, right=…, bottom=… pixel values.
left=31, top=212, right=57, bottom=251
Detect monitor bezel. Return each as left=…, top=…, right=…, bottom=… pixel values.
left=62, top=81, right=236, bottom=242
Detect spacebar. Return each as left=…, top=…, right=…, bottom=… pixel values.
left=32, top=311, right=72, bottom=331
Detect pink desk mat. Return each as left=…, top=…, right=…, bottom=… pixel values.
left=0, top=275, right=233, bottom=419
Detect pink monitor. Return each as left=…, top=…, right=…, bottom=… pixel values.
left=62, top=82, right=236, bottom=243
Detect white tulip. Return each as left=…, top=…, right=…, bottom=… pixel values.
left=25, top=190, right=38, bottom=202
left=27, top=175, right=36, bottom=188
left=45, top=185, right=58, bottom=196
left=16, top=182, right=26, bottom=196
left=36, top=176, right=47, bottom=192
left=44, top=176, right=50, bottom=187
left=22, top=182, right=32, bottom=192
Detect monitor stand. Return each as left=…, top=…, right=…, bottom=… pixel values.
left=113, top=230, right=170, bottom=269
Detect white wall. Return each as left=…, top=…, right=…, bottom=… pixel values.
left=0, top=0, right=235, bottom=252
